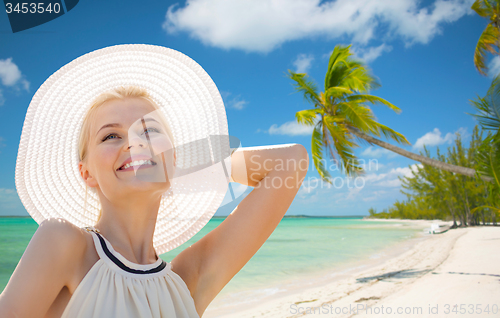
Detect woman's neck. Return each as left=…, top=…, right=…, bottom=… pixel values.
left=94, top=194, right=162, bottom=264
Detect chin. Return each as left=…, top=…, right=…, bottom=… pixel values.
left=130, top=180, right=170, bottom=192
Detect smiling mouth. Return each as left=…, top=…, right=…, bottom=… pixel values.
left=117, top=159, right=157, bottom=171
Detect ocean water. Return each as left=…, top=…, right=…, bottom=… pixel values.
left=0, top=217, right=419, bottom=296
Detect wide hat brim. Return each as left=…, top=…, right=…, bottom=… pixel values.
left=15, top=44, right=231, bottom=255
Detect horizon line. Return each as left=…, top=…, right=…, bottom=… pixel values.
left=0, top=214, right=369, bottom=218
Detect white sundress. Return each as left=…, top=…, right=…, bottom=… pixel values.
left=60, top=226, right=200, bottom=318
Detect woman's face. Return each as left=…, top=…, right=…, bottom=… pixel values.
left=79, top=97, right=175, bottom=203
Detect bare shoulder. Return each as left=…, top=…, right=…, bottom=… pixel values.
left=34, top=218, right=89, bottom=264
left=0, top=218, right=89, bottom=317
left=36, top=218, right=92, bottom=284
left=37, top=218, right=87, bottom=244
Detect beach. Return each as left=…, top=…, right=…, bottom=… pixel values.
left=203, top=219, right=500, bottom=318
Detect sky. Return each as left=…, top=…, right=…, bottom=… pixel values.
left=0, top=0, right=495, bottom=217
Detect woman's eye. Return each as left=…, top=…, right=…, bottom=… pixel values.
left=102, top=133, right=120, bottom=141
left=143, top=127, right=160, bottom=134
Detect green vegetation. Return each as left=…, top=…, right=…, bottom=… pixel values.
left=370, top=75, right=500, bottom=225
left=294, top=3, right=500, bottom=223
left=472, top=0, right=500, bottom=75
left=369, top=126, right=498, bottom=226
left=368, top=1, right=500, bottom=224
left=288, top=44, right=410, bottom=181
left=289, top=45, right=491, bottom=184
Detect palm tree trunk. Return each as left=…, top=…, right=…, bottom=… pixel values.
left=346, top=126, right=494, bottom=183
left=464, top=189, right=472, bottom=226
left=445, top=199, right=457, bottom=229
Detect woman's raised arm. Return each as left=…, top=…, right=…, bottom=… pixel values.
left=0, top=218, right=87, bottom=318
left=172, top=143, right=309, bottom=315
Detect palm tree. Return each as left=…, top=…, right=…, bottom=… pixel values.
left=469, top=74, right=500, bottom=183
left=469, top=74, right=500, bottom=221
left=472, top=0, right=500, bottom=76
left=288, top=44, right=493, bottom=183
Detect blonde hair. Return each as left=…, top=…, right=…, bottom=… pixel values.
left=78, top=86, right=176, bottom=222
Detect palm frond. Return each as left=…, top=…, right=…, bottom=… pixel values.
left=325, top=123, right=363, bottom=176
left=335, top=102, right=378, bottom=135
left=474, top=23, right=500, bottom=75
left=341, top=63, right=381, bottom=93
left=325, top=45, right=352, bottom=90
left=324, top=44, right=380, bottom=93
left=475, top=132, right=500, bottom=187
left=323, top=115, right=346, bottom=124
left=468, top=74, right=500, bottom=130
left=325, top=86, right=353, bottom=102
left=471, top=0, right=494, bottom=18
left=296, top=108, right=322, bottom=126
left=346, top=94, right=402, bottom=114
left=373, top=122, right=412, bottom=145
left=311, top=123, right=332, bottom=182
left=288, top=70, right=321, bottom=106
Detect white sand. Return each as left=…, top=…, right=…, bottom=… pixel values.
left=202, top=220, right=500, bottom=318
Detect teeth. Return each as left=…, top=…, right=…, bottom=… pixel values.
left=121, top=160, right=156, bottom=170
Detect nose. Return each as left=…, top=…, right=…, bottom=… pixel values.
left=127, top=144, right=143, bottom=150
left=127, top=135, right=145, bottom=150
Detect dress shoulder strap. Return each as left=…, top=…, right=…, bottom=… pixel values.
left=82, top=226, right=168, bottom=275
left=82, top=226, right=107, bottom=261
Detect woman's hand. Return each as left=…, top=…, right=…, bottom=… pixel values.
left=171, top=143, right=308, bottom=316
left=229, top=143, right=309, bottom=187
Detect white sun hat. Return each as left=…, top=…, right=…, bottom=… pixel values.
left=15, top=44, right=232, bottom=255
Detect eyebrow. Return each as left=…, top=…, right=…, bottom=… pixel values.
left=96, top=118, right=161, bottom=136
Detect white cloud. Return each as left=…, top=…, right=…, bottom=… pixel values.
left=21, top=79, right=30, bottom=91
left=362, top=163, right=422, bottom=187
left=267, top=120, right=314, bottom=136
left=299, top=178, right=322, bottom=195
left=293, top=54, right=314, bottom=73
left=296, top=163, right=420, bottom=205
left=164, top=0, right=474, bottom=53
left=0, top=58, right=30, bottom=106
left=351, top=44, right=393, bottom=63
left=389, top=165, right=421, bottom=178
left=362, top=190, right=387, bottom=202
left=232, top=100, right=247, bottom=110
left=296, top=178, right=336, bottom=203
left=413, top=127, right=467, bottom=150
left=0, top=58, right=22, bottom=86
left=488, top=55, right=500, bottom=78
left=0, top=58, right=29, bottom=90
left=221, top=91, right=248, bottom=110
left=361, top=146, right=398, bottom=159
left=344, top=186, right=363, bottom=202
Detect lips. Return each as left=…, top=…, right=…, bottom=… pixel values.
left=117, top=155, right=157, bottom=171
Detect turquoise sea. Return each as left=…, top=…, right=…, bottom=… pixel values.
left=0, top=217, right=420, bottom=296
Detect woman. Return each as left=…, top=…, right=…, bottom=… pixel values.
left=0, top=45, right=308, bottom=318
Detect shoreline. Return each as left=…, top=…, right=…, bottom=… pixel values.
left=203, top=219, right=457, bottom=318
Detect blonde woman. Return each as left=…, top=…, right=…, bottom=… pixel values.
left=0, top=45, right=308, bottom=317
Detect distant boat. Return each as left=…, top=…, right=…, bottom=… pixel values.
left=424, top=223, right=450, bottom=234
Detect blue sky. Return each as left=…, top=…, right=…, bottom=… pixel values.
left=0, top=0, right=494, bottom=216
